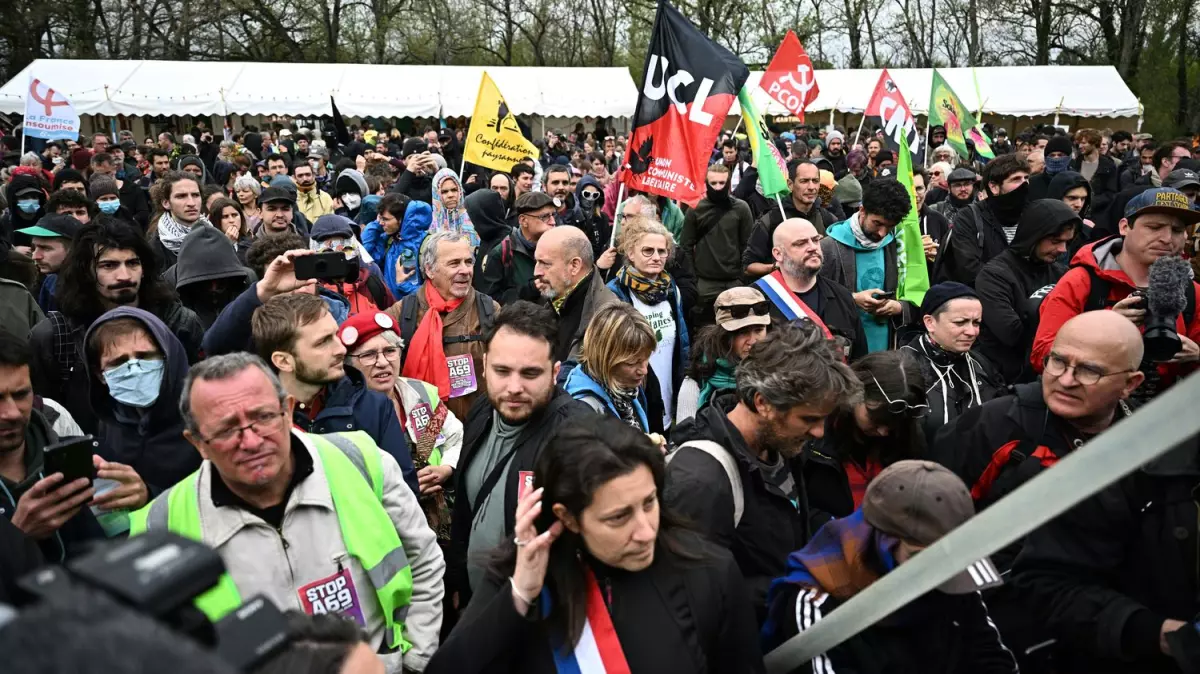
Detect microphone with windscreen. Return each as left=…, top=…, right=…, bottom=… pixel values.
left=1143, top=255, right=1191, bottom=362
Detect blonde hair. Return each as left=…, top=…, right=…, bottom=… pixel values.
left=617, top=215, right=674, bottom=260
left=579, top=303, right=656, bottom=391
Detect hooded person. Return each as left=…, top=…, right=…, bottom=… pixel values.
left=176, top=155, right=211, bottom=184
left=1046, top=169, right=1094, bottom=236
left=333, top=168, right=369, bottom=221
left=563, top=174, right=611, bottom=263
left=309, top=214, right=394, bottom=315
left=211, top=160, right=237, bottom=195
left=430, top=168, right=479, bottom=248
left=975, top=199, right=1080, bottom=383
left=84, top=307, right=202, bottom=514
left=163, top=225, right=257, bottom=330
left=2, top=174, right=47, bottom=249
left=394, top=138, right=436, bottom=204
left=360, top=193, right=433, bottom=300
left=242, top=132, right=263, bottom=161
left=464, top=188, right=511, bottom=281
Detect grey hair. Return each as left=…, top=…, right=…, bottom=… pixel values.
left=420, top=230, right=474, bottom=274
left=623, top=194, right=658, bottom=220
left=233, top=175, right=261, bottom=195
left=219, top=140, right=236, bottom=151
left=179, top=352, right=286, bottom=434
left=19, top=152, right=40, bottom=167
left=736, top=321, right=863, bottom=412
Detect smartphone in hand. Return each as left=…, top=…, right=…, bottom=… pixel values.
left=43, top=436, right=99, bottom=486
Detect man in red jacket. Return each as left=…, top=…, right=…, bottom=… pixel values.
left=1032, top=187, right=1200, bottom=402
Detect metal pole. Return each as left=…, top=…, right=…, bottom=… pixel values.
left=609, top=182, right=627, bottom=248
left=853, top=114, right=867, bottom=148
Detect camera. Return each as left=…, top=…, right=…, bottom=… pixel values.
left=3, top=532, right=290, bottom=672
left=1142, top=256, right=1191, bottom=362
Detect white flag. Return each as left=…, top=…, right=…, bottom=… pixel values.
left=23, top=76, right=80, bottom=141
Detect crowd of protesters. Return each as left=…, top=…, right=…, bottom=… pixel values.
left=0, top=113, right=1198, bottom=674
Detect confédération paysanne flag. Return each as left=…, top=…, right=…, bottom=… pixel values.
left=928, top=70, right=979, bottom=160
left=737, top=87, right=789, bottom=196
left=895, top=132, right=930, bottom=306
left=462, top=73, right=540, bottom=172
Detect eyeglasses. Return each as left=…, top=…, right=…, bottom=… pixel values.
left=1043, top=353, right=1133, bottom=386
left=523, top=212, right=555, bottom=223
left=870, top=374, right=930, bottom=418
left=200, top=409, right=286, bottom=447
left=350, top=346, right=401, bottom=366
left=638, top=246, right=670, bottom=259
left=719, top=301, right=771, bottom=319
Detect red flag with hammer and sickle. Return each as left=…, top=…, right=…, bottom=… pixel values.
left=759, top=31, right=819, bottom=121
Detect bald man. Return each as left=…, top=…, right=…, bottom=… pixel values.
left=755, top=218, right=867, bottom=360
left=533, top=225, right=618, bottom=364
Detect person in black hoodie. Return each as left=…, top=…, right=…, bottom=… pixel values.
left=665, top=321, right=860, bottom=623
left=83, top=307, right=200, bottom=504
left=1046, top=170, right=1094, bottom=248
left=464, top=188, right=511, bottom=282
left=940, top=153, right=1031, bottom=286
left=975, top=199, right=1079, bottom=383
left=1070, top=128, right=1120, bottom=218
left=394, top=138, right=437, bottom=205
left=163, top=224, right=256, bottom=329
left=1, top=174, right=47, bottom=249
left=681, top=164, right=755, bottom=326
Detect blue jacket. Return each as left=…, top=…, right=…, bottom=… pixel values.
left=201, top=283, right=350, bottom=358
left=563, top=366, right=650, bottom=432
left=294, top=367, right=419, bottom=496
left=360, top=199, right=432, bottom=299
left=606, top=278, right=691, bottom=391
left=84, top=307, right=200, bottom=496
left=36, top=273, right=57, bottom=313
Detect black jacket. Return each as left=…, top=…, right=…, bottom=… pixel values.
left=163, top=224, right=256, bottom=329
left=430, top=534, right=764, bottom=674
left=764, top=583, right=1019, bottom=674
left=393, top=169, right=433, bottom=205
left=478, top=228, right=536, bottom=306
left=665, top=397, right=811, bottom=621
left=1011, top=440, right=1200, bottom=673
left=742, top=199, right=839, bottom=277
left=681, top=195, right=755, bottom=284
left=901, top=334, right=1002, bottom=440
left=463, top=189, right=511, bottom=283
left=1098, top=172, right=1155, bottom=239
left=945, top=201, right=1014, bottom=286
left=764, top=275, right=868, bottom=362
left=448, top=388, right=592, bottom=605
left=1071, top=153, right=1120, bottom=218
left=0, top=515, right=42, bottom=604
left=975, top=199, right=1075, bottom=383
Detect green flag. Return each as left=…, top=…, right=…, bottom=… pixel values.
left=738, top=86, right=789, bottom=196
left=928, top=70, right=979, bottom=160
left=896, top=132, right=929, bottom=306
left=967, top=125, right=995, bottom=159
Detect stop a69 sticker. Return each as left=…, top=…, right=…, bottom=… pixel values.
left=297, top=567, right=366, bottom=626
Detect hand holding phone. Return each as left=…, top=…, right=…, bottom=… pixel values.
left=44, top=436, right=98, bottom=486
left=871, top=290, right=896, bottom=301
left=293, top=251, right=352, bottom=282
left=12, top=472, right=95, bottom=540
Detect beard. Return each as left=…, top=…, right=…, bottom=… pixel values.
left=781, top=254, right=821, bottom=280
left=758, top=415, right=806, bottom=459
left=491, top=379, right=555, bottom=425
left=105, top=284, right=139, bottom=306
left=294, top=356, right=343, bottom=387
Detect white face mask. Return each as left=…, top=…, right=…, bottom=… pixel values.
left=342, top=193, right=362, bottom=210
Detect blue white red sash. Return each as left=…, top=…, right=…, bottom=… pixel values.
left=755, top=269, right=833, bottom=340
left=549, top=567, right=631, bottom=674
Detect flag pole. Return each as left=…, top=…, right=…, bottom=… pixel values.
left=853, top=113, right=866, bottom=149
left=610, top=182, right=627, bottom=248
left=923, top=120, right=932, bottom=167
left=775, top=194, right=787, bottom=221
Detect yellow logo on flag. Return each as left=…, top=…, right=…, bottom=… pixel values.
left=463, top=73, right=540, bottom=172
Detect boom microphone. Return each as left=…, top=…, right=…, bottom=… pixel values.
left=1143, top=255, right=1192, bottom=361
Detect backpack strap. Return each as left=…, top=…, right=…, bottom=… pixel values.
left=970, top=203, right=984, bottom=248
left=1080, top=265, right=1112, bottom=312
left=398, top=296, right=420, bottom=359
left=500, top=238, right=513, bottom=268
left=364, top=274, right=389, bottom=310
left=669, top=440, right=744, bottom=526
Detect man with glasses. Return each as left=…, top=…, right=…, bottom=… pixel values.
left=250, top=292, right=419, bottom=495
left=479, top=192, right=558, bottom=305
left=129, top=352, right=445, bottom=673
left=932, top=310, right=1144, bottom=671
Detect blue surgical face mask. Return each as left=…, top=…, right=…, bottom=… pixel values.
left=103, top=358, right=164, bottom=408
left=17, top=199, right=39, bottom=214
left=98, top=200, right=121, bottom=214
left=1045, top=155, right=1072, bottom=175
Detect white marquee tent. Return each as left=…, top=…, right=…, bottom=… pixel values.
left=735, top=65, right=1139, bottom=119
left=0, top=59, right=640, bottom=119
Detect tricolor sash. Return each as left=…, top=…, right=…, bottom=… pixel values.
left=755, top=270, right=834, bottom=340
left=549, top=567, right=632, bottom=674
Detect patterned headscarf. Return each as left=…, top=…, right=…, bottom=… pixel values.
left=430, top=168, right=478, bottom=248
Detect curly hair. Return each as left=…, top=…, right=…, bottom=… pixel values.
left=736, top=320, right=862, bottom=412
left=616, top=215, right=674, bottom=260
left=57, top=219, right=175, bottom=325
left=860, top=177, right=912, bottom=224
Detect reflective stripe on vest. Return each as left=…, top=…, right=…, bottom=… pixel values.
left=128, top=431, right=415, bottom=652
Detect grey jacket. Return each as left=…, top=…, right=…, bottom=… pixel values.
left=818, top=235, right=920, bottom=349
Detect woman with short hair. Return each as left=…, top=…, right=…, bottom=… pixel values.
left=233, top=175, right=262, bottom=231
left=563, top=302, right=657, bottom=432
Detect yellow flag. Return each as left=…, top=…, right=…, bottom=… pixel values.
left=463, top=73, right=540, bottom=172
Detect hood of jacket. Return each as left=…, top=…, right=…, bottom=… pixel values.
left=1009, top=199, right=1083, bottom=259
left=6, top=174, right=46, bottom=221
left=335, top=169, right=368, bottom=197
left=826, top=219, right=895, bottom=251
left=177, top=155, right=209, bottom=184
left=319, top=286, right=351, bottom=325
left=84, top=307, right=189, bottom=426
left=1069, top=236, right=1137, bottom=291
left=571, top=175, right=604, bottom=216
left=355, top=194, right=382, bottom=226
left=242, top=133, right=263, bottom=161
left=464, top=188, right=510, bottom=244
left=165, top=224, right=255, bottom=289
left=1046, top=170, right=1092, bottom=215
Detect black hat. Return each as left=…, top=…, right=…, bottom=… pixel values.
left=1045, top=135, right=1074, bottom=157
left=17, top=213, right=82, bottom=239
left=258, top=186, right=295, bottom=205
left=947, top=167, right=976, bottom=184
left=1166, top=169, right=1200, bottom=191
left=401, top=138, right=427, bottom=158
left=515, top=191, right=556, bottom=214
left=921, top=281, right=978, bottom=315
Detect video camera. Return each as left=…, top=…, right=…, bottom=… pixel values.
left=2, top=532, right=291, bottom=672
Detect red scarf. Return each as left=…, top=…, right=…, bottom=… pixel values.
left=401, top=284, right=465, bottom=399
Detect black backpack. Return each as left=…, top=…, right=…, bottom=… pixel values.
left=397, top=292, right=496, bottom=361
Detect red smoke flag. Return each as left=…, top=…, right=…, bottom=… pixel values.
left=863, top=68, right=922, bottom=158
left=622, top=0, right=749, bottom=206
left=759, top=31, right=819, bottom=122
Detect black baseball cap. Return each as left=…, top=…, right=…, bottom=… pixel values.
left=17, top=213, right=82, bottom=239
left=258, top=186, right=295, bottom=205
left=515, top=191, right=556, bottom=214
left=1165, top=169, right=1200, bottom=191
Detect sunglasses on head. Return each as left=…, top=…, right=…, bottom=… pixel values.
left=720, top=301, right=771, bottom=319
left=870, top=374, right=929, bottom=418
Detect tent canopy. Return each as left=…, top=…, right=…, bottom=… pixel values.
left=735, top=66, right=1139, bottom=119
left=0, top=60, right=639, bottom=119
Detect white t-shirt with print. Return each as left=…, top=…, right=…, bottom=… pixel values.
left=631, top=294, right=677, bottom=427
